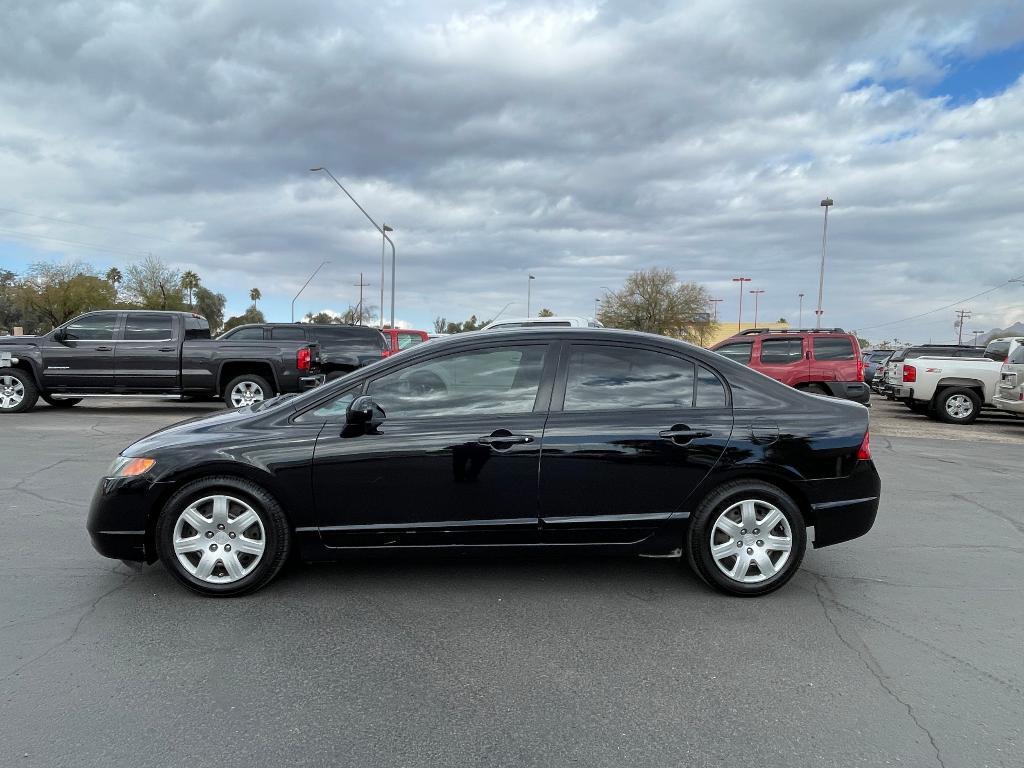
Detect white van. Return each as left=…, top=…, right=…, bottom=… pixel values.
left=482, top=316, right=603, bottom=330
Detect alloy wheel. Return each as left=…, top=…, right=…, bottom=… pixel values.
left=945, top=394, right=974, bottom=420
left=230, top=381, right=264, bottom=408
left=0, top=375, right=25, bottom=410
left=709, top=499, right=793, bottom=583
left=172, top=494, right=266, bottom=583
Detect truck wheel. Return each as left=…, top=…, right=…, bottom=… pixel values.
left=42, top=395, right=82, bottom=408
left=0, top=370, right=39, bottom=414
left=936, top=387, right=981, bottom=425
left=224, top=374, right=273, bottom=408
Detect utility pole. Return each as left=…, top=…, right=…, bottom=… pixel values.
left=954, top=308, right=971, bottom=346
left=709, top=298, right=723, bottom=323
left=816, top=197, right=833, bottom=329
left=749, top=289, right=765, bottom=327
left=353, top=273, right=372, bottom=326
left=798, top=293, right=805, bottom=327
left=527, top=274, right=536, bottom=317
left=732, top=277, right=751, bottom=331
left=970, top=329, right=984, bottom=346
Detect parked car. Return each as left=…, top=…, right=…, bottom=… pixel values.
left=993, top=344, right=1024, bottom=415
left=381, top=328, right=430, bottom=356
left=87, top=327, right=880, bottom=598
left=711, top=328, right=869, bottom=404
left=862, top=350, right=893, bottom=391
left=890, top=353, right=1002, bottom=423
left=219, top=323, right=386, bottom=380
left=0, top=311, right=323, bottom=413
left=982, top=337, right=1024, bottom=363
left=482, top=316, right=603, bottom=330
left=878, top=345, right=983, bottom=399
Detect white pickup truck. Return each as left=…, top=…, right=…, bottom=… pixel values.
left=891, top=355, right=1003, bottom=424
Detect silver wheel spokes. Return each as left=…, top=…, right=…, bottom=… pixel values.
left=710, top=499, right=792, bottom=584
left=172, top=494, right=266, bottom=584
left=0, top=375, right=25, bottom=409
left=230, top=381, right=264, bottom=408
left=946, top=394, right=973, bottom=419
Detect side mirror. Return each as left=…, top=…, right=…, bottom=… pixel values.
left=346, top=395, right=385, bottom=430
left=52, top=328, right=67, bottom=343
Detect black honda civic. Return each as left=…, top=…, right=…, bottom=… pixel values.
left=87, top=328, right=880, bottom=597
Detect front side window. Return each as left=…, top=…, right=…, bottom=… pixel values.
left=715, top=342, right=752, bottom=364
left=397, top=333, right=424, bottom=349
left=63, top=313, right=117, bottom=341
left=564, top=345, right=694, bottom=411
left=295, top=386, right=360, bottom=422
left=812, top=336, right=855, bottom=360
left=760, top=338, right=803, bottom=364
left=367, top=346, right=546, bottom=419
left=124, top=314, right=173, bottom=341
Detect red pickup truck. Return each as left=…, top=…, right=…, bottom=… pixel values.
left=382, top=328, right=430, bottom=357
left=711, top=328, right=869, bottom=404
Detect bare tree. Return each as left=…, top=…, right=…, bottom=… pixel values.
left=598, top=267, right=716, bottom=343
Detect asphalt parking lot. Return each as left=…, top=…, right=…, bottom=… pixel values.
left=1, top=398, right=1021, bottom=768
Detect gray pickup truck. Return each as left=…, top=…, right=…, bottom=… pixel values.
left=0, top=310, right=323, bottom=414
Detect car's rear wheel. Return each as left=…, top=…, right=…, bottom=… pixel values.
left=224, top=374, right=273, bottom=408
left=156, top=476, right=291, bottom=596
left=42, top=395, right=82, bottom=408
left=686, top=480, right=806, bottom=596
left=0, top=370, right=39, bottom=414
left=935, top=387, right=981, bottom=425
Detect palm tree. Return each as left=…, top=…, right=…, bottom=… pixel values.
left=180, top=270, right=201, bottom=309
left=105, top=267, right=122, bottom=286
left=250, top=287, right=261, bottom=310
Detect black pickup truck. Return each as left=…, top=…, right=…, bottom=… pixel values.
left=0, top=310, right=323, bottom=414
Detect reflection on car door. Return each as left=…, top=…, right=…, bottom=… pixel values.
left=114, top=313, right=180, bottom=391
left=539, top=343, right=734, bottom=544
left=42, top=311, right=120, bottom=391
left=310, top=343, right=558, bottom=547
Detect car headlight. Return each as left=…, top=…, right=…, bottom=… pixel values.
left=107, top=456, right=156, bottom=477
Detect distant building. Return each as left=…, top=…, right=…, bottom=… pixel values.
left=704, top=321, right=790, bottom=348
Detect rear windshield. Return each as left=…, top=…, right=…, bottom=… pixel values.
left=306, top=325, right=387, bottom=349
left=812, top=336, right=855, bottom=360
left=985, top=341, right=1011, bottom=361
left=184, top=315, right=211, bottom=340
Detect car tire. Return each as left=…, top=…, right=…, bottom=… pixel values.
left=42, top=395, right=82, bottom=408
left=223, top=374, right=274, bottom=408
left=935, top=387, right=981, bottom=425
left=905, top=401, right=930, bottom=415
left=686, top=480, right=806, bottom=597
left=0, top=369, right=40, bottom=414
left=156, top=476, right=291, bottom=597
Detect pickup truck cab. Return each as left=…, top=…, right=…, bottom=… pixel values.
left=0, top=310, right=323, bottom=414
left=891, top=354, right=1003, bottom=424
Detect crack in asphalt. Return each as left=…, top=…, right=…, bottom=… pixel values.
left=810, top=576, right=947, bottom=768
left=952, top=493, right=1024, bottom=536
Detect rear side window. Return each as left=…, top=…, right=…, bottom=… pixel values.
left=695, top=367, right=728, bottom=408
left=271, top=327, right=307, bottom=341
left=813, top=337, right=855, bottom=360
left=124, top=314, right=173, bottom=341
left=184, top=316, right=210, bottom=340
left=760, top=338, right=803, bottom=364
left=225, top=327, right=265, bottom=340
left=564, top=345, right=694, bottom=411
left=1009, top=346, right=1024, bottom=364
left=397, top=332, right=425, bottom=350
left=715, top=342, right=752, bottom=364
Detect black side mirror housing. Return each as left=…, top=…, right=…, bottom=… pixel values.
left=53, top=329, right=67, bottom=343
left=346, top=395, right=385, bottom=430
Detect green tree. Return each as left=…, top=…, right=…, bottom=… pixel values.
left=193, top=286, right=227, bottom=334
left=221, top=307, right=266, bottom=333
left=442, top=315, right=491, bottom=333
left=180, top=270, right=201, bottom=309
left=15, top=261, right=117, bottom=329
left=433, top=316, right=447, bottom=334
left=124, top=255, right=185, bottom=310
left=598, top=267, right=715, bottom=344
left=250, top=287, right=261, bottom=309
left=537, top=308, right=555, bottom=317
left=857, top=337, right=871, bottom=349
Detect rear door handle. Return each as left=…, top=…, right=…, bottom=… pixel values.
left=95, top=346, right=113, bottom=352
left=659, top=428, right=712, bottom=444
left=158, top=347, right=175, bottom=352
left=478, top=430, right=535, bottom=449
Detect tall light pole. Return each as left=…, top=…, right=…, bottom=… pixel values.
left=709, top=298, right=723, bottom=322
left=798, top=293, right=805, bottom=327
left=291, top=260, right=330, bottom=322
left=970, top=329, right=984, bottom=346
left=310, top=167, right=397, bottom=328
left=749, top=289, right=765, bottom=327
left=816, top=197, right=833, bottom=329
left=527, top=274, right=536, bottom=317
left=594, top=298, right=601, bottom=317
left=732, top=277, right=751, bottom=331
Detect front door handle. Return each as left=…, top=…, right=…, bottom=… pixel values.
left=95, top=346, right=113, bottom=352
left=478, top=430, right=535, bottom=450
left=158, top=347, right=175, bottom=352
left=658, top=427, right=712, bottom=444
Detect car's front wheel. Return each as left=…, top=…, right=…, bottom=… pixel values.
left=0, top=370, right=39, bottom=414
left=686, top=480, right=806, bottom=596
left=156, top=476, right=291, bottom=596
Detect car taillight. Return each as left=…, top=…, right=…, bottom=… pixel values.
left=903, top=365, right=916, bottom=383
left=856, top=357, right=865, bottom=382
left=381, top=349, right=390, bottom=358
left=857, top=431, right=871, bottom=461
left=296, top=348, right=311, bottom=371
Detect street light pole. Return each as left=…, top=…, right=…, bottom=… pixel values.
left=310, top=167, right=397, bottom=328
left=291, top=260, right=330, bottom=322
left=594, top=298, right=600, bottom=317
left=732, top=277, right=751, bottom=331
left=749, top=289, right=765, bottom=327
left=798, top=293, right=805, bottom=327
left=527, top=274, right=535, bottom=317
left=816, top=197, right=833, bottom=329
left=709, top=298, right=723, bottom=323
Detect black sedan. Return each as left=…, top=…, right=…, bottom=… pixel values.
left=87, top=328, right=880, bottom=597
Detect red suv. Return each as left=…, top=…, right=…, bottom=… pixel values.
left=711, top=328, right=869, bottom=404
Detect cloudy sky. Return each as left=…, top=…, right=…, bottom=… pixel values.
left=2, top=0, right=1023, bottom=341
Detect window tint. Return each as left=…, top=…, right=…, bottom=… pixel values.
left=312, top=326, right=387, bottom=348
left=1009, top=345, right=1024, bottom=364
left=695, top=367, right=728, bottom=408
left=185, top=316, right=211, bottom=340
left=271, top=327, right=307, bottom=341
left=296, top=386, right=360, bottom=422
left=760, top=338, right=803, bottom=364
left=812, top=336, right=855, bottom=360
left=368, top=346, right=545, bottom=419
left=124, top=314, right=173, bottom=341
left=397, top=333, right=425, bottom=349
left=63, top=313, right=116, bottom=341
left=564, top=346, right=694, bottom=411
left=715, top=342, right=752, bottom=364
left=985, top=341, right=1011, bottom=361
left=225, top=327, right=265, bottom=340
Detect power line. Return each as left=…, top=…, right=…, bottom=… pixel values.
left=0, top=227, right=154, bottom=259
left=0, top=206, right=174, bottom=243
